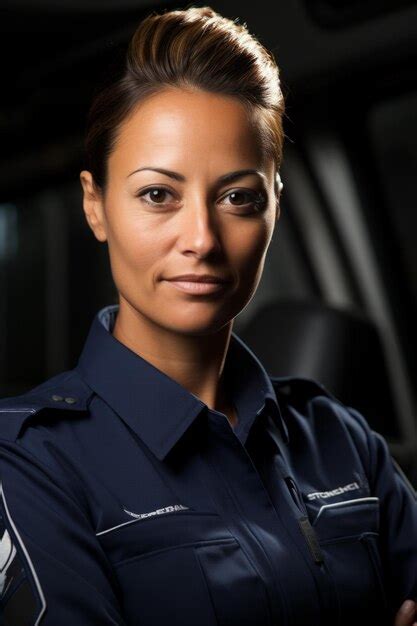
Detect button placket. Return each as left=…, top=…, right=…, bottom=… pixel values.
left=262, top=414, right=341, bottom=625
left=205, top=412, right=290, bottom=626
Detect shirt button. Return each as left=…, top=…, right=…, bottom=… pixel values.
left=64, top=397, right=77, bottom=404
left=51, top=394, right=63, bottom=402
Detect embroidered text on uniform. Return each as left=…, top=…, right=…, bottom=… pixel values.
left=306, top=482, right=360, bottom=501
left=123, top=504, right=189, bottom=520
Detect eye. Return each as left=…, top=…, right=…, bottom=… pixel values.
left=136, top=186, right=268, bottom=213
left=137, top=186, right=174, bottom=206
left=221, top=189, right=267, bottom=213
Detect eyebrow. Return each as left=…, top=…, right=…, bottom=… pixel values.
left=127, top=166, right=267, bottom=185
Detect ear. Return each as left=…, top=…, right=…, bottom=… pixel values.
left=79, top=170, right=108, bottom=242
left=275, top=201, right=281, bottom=223
left=275, top=171, right=283, bottom=222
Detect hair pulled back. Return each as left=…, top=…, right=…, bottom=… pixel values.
left=84, top=5, right=286, bottom=193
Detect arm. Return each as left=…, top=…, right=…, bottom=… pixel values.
left=343, top=406, right=417, bottom=621
left=0, top=438, right=127, bottom=625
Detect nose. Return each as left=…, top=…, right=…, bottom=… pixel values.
left=177, top=194, right=222, bottom=258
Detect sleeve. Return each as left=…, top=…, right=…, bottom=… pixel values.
left=343, top=405, right=417, bottom=615
left=0, top=437, right=127, bottom=625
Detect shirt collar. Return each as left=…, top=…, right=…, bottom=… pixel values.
left=75, top=304, right=288, bottom=460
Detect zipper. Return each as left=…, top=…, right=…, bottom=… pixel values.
left=284, top=475, right=324, bottom=565
left=284, top=476, right=308, bottom=516
left=265, top=414, right=325, bottom=566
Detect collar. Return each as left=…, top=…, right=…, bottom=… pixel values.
left=75, top=304, right=289, bottom=460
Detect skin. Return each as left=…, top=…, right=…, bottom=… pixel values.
left=395, top=600, right=417, bottom=626
left=80, top=86, right=279, bottom=426
left=79, top=86, right=415, bottom=622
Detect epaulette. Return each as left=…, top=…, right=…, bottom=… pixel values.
left=0, top=369, right=94, bottom=441
left=270, top=375, right=340, bottom=412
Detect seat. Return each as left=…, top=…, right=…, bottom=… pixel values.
left=238, top=299, right=400, bottom=440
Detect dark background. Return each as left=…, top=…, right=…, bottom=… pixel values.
left=0, top=0, right=416, bottom=483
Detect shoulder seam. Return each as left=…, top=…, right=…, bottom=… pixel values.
left=340, top=405, right=374, bottom=492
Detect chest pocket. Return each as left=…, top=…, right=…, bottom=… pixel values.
left=311, top=497, right=389, bottom=625
left=98, top=509, right=272, bottom=626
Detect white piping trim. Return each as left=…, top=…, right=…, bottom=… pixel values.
left=0, top=479, right=46, bottom=625
left=96, top=517, right=145, bottom=537
left=314, top=496, right=379, bottom=524
left=96, top=508, right=214, bottom=538
left=0, top=409, right=37, bottom=413
left=96, top=508, right=190, bottom=537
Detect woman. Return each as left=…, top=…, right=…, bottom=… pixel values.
left=0, top=6, right=415, bottom=626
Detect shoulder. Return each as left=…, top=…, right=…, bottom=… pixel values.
left=270, top=373, right=369, bottom=431
left=270, top=374, right=336, bottom=408
left=0, top=368, right=94, bottom=443
left=270, top=374, right=373, bottom=470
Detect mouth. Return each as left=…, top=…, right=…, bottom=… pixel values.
left=164, top=279, right=230, bottom=295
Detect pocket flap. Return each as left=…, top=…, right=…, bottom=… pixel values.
left=97, top=509, right=232, bottom=564
left=311, top=497, right=380, bottom=540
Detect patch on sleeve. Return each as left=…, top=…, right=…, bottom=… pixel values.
left=0, top=482, right=46, bottom=625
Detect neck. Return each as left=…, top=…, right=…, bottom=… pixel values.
left=111, top=296, right=235, bottom=413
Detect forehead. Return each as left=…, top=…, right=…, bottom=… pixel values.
left=108, top=88, right=267, bottom=174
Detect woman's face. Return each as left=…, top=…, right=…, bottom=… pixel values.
left=80, top=87, right=280, bottom=336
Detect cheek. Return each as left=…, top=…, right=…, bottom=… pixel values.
left=227, top=221, right=272, bottom=274
left=106, top=212, right=163, bottom=282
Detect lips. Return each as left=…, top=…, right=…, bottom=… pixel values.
left=165, top=274, right=230, bottom=283
left=164, top=277, right=230, bottom=295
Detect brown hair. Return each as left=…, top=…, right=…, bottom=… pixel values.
left=84, top=5, right=286, bottom=194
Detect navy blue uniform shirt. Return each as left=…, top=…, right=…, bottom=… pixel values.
left=0, top=303, right=416, bottom=625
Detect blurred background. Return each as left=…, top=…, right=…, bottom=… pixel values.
left=0, top=0, right=416, bottom=485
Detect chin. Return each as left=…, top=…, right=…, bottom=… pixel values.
left=159, top=314, right=233, bottom=337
